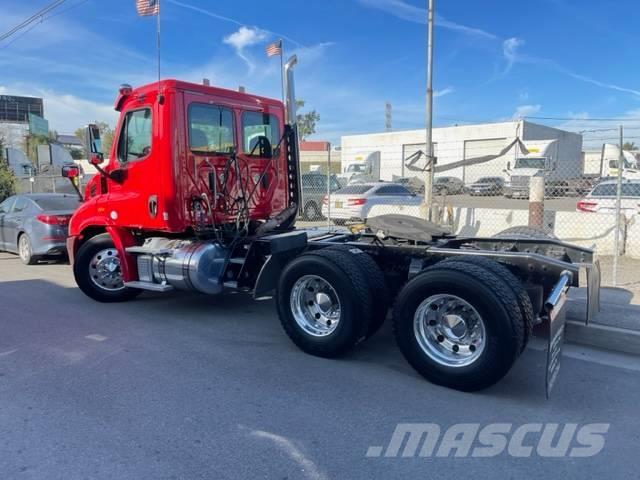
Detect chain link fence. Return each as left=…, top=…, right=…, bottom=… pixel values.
left=297, top=125, right=640, bottom=291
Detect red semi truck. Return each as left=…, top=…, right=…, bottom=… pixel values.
left=62, top=57, right=600, bottom=394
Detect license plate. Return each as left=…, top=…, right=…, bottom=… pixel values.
left=335, top=201, right=343, bottom=209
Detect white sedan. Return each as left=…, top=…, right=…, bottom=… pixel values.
left=321, top=182, right=422, bottom=224
left=577, top=179, right=640, bottom=218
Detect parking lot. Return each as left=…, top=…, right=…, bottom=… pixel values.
left=1, top=252, right=639, bottom=479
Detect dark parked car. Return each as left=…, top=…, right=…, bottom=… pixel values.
left=0, top=193, right=80, bottom=264
left=301, top=172, right=342, bottom=220
left=467, top=176, right=505, bottom=196
left=433, top=176, right=465, bottom=195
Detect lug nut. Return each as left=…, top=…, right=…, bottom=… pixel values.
left=452, top=344, right=459, bottom=352
left=437, top=335, right=445, bottom=343
left=469, top=345, right=476, bottom=352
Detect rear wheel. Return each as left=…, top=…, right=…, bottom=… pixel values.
left=73, top=233, right=141, bottom=303
left=393, top=261, right=524, bottom=391
left=437, top=256, right=534, bottom=353
left=494, top=226, right=557, bottom=240
left=324, top=246, right=390, bottom=338
left=276, top=249, right=372, bottom=357
left=18, top=233, right=38, bottom=265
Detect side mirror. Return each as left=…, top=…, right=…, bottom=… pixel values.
left=84, top=124, right=104, bottom=165
left=61, top=164, right=80, bottom=179
left=506, top=161, right=511, bottom=171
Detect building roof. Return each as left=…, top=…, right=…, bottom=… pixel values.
left=300, top=141, right=330, bottom=151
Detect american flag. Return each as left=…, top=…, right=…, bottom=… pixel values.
left=265, top=40, right=282, bottom=58
left=136, top=0, right=160, bottom=16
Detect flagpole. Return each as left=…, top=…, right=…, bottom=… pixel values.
left=279, top=39, right=285, bottom=104
left=157, top=0, right=162, bottom=91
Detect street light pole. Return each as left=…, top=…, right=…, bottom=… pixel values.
left=422, top=0, right=435, bottom=221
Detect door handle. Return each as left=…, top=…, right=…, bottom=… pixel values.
left=148, top=195, right=158, bottom=218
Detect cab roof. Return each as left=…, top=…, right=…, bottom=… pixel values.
left=115, top=79, right=284, bottom=111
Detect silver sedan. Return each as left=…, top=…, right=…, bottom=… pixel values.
left=0, top=193, right=80, bottom=265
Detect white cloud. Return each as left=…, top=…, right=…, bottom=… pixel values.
left=356, top=0, right=498, bottom=39
left=224, top=26, right=268, bottom=73
left=513, top=104, right=541, bottom=119
left=434, top=86, right=455, bottom=97
left=502, top=37, right=524, bottom=73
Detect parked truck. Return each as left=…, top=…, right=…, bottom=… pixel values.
left=61, top=58, right=600, bottom=395
left=338, top=151, right=381, bottom=185
left=504, top=140, right=585, bottom=198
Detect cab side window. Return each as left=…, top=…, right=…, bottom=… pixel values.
left=118, top=108, right=152, bottom=163
left=242, top=112, right=280, bottom=158
left=188, top=104, right=235, bottom=154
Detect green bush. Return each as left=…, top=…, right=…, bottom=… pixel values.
left=0, top=160, right=16, bottom=202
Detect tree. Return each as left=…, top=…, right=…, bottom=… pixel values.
left=75, top=121, right=114, bottom=157
left=296, top=100, right=320, bottom=141
left=0, top=133, right=16, bottom=202
left=623, top=142, right=637, bottom=151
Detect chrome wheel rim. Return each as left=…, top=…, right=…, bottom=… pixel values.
left=89, top=248, right=125, bottom=291
left=290, top=275, right=341, bottom=337
left=413, top=294, right=486, bottom=367
left=18, top=235, right=30, bottom=261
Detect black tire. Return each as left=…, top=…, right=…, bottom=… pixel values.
left=276, top=249, right=372, bottom=358
left=437, top=256, right=534, bottom=353
left=494, top=226, right=557, bottom=240
left=393, top=261, right=524, bottom=392
left=73, top=233, right=141, bottom=303
left=18, top=233, right=38, bottom=265
left=303, top=201, right=321, bottom=221
left=324, top=246, right=390, bottom=338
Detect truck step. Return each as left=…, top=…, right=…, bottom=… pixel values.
left=124, top=281, right=174, bottom=292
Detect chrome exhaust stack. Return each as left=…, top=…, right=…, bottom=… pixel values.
left=284, top=55, right=298, bottom=127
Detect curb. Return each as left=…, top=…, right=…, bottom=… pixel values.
left=565, top=320, right=640, bottom=356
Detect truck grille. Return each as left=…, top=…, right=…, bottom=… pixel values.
left=510, top=175, right=530, bottom=187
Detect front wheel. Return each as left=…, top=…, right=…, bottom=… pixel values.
left=73, top=233, right=141, bottom=303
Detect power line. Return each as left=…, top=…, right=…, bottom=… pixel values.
left=0, top=0, right=67, bottom=44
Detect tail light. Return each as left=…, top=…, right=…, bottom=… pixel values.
left=37, top=214, right=71, bottom=225
left=322, top=195, right=328, bottom=205
left=577, top=200, right=597, bottom=212
left=347, top=198, right=367, bottom=206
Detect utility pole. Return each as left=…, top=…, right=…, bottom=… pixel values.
left=613, top=125, right=624, bottom=286
left=422, top=0, right=435, bottom=221
left=385, top=102, right=393, bottom=132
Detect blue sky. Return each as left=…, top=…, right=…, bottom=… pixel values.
left=1, top=0, right=639, bottom=144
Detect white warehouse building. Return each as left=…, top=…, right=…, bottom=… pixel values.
left=340, top=120, right=583, bottom=183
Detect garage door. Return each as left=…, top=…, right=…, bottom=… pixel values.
left=463, top=138, right=509, bottom=183
left=402, top=142, right=438, bottom=178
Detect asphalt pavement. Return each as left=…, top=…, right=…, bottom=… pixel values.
left=1, top=252, right=639, bottom=479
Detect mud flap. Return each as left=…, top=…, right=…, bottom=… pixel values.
left=544, top=271, right=572, bottom=399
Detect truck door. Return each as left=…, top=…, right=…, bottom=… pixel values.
left=105, top=102, right=166, bottom=229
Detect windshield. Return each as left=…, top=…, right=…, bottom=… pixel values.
left=514, top=157, right=546, bottom=169
left=346, top=164, right=368, bottom=174
left=34, top=196, right=81, bottom=210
